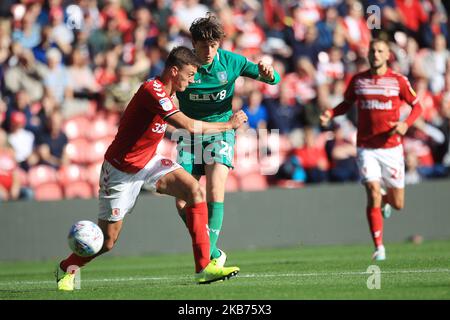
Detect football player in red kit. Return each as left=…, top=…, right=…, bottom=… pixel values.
left=320, top=39, right=422, bottom=260
left=55, top=46, right=248, bottom=290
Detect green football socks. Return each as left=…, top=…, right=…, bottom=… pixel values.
left=208, top=202, right=224, bottom=259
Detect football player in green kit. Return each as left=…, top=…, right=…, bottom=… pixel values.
left=174, top=13, right=281, bottom=268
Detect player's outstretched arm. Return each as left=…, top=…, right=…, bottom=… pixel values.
left=320, top=99, right=354, bottom=128
left=166, top=110, right=248, bottom=134
left=258, top=61, right=275, bottom=82
left=257, top=60, right=280, bottom=84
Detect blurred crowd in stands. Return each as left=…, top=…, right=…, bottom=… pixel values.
left=1, top=0, right=450, bottom=201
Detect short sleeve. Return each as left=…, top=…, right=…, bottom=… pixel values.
left=398, top=75, right=419, bottom=106
left=142, top=80, right=179, bottom=119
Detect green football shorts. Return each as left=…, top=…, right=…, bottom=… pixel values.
left=176, top=130, right=235, bottom=176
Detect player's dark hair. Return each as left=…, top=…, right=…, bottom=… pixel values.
left=189, top=12, right=226, bottom=43
left=165, top=46, right=202, bottom=69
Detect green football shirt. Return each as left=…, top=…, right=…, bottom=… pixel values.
left=176, top=48, right=281, bottom=122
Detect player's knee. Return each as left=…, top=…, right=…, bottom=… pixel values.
left=187, top=182, right=205, bottom=204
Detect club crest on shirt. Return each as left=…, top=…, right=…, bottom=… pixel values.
left=159, top=97, right=173, bottom=111
left=217, top=71, right=228, bottom=84
left=161, top=159, right=173, bottom=167
left=112, top=208, right=120, bottom=217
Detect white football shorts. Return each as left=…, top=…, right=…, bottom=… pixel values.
left=356, top=144, right=405, bottom=189
left=98, top=155, right=182, bottom=221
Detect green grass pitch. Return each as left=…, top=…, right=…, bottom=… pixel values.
left=1, top=240, right=449, bottom=300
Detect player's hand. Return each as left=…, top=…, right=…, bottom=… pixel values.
left=229, top=110, right=248, bottom=129
left=320, top=110, right=332, bottom=127
left=388, top=121, right=409, bottom=136
left=258, top=61, right=274, bottom=82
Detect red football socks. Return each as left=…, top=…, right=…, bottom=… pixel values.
left=185, top=202, right=210, bottom=273
left=366, top=207, right=383, bottom=247
left=60, top=253, right=96, bottom=273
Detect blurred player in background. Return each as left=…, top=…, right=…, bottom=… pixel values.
left=320, top=39, right=422, bottom=260
left=55, top=46, right=248, bottom=290
left=175, top=13, right=281, bottom=267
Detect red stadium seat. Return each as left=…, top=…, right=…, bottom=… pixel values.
left=105, top=111, right=120, bottom=128
left=34, top=182, right=64, bottom=201
left=87, top=117, right=117, bottom=141
left=87, top=161, right=103, bottom=186
left=87, top=138, right=112, bottom=164
left=66, top=138, right=90, bottom=164
left=64, top=181, right=93, bottom=199
left=63, top=116, right=90, bottom=140
left=28, top=165, right=58, bottom=188
left=238, top=172, right=269, bottom=192
left=58, top=164, right=87, bottom=185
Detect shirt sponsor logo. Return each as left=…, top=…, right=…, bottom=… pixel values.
left=355, top=87, right=399, bottom=97
left=360, top=100, right=392, bottom=110
left=217, top=71, right=228, bottom=84
left=159, top=97, right=173, bottom=111
left=189, top=90, right=227, bottom=101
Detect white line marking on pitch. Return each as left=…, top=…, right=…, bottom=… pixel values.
left=1, top=268, right=449, bottom=287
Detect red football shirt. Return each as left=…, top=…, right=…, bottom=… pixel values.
left=105, top=78, right=179, bottom=173
left=332, top=68, right=422, bottom=149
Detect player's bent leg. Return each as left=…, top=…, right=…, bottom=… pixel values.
left=381, top=188, right=404, bottom=219
left=205, top=163, right=229, bottom=262
left=56, top=219, right=124, bottom=291
left=386, top=187, right=404, bottom=211
left=97, top=219, right=124, bottom=254
left=158, top=169, right=210, bottom=273
left=175, top=175, right=202, bottom=225
left=158, top=169, right=239, bottom=282
left=158, top=169, right=204, bottom=205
